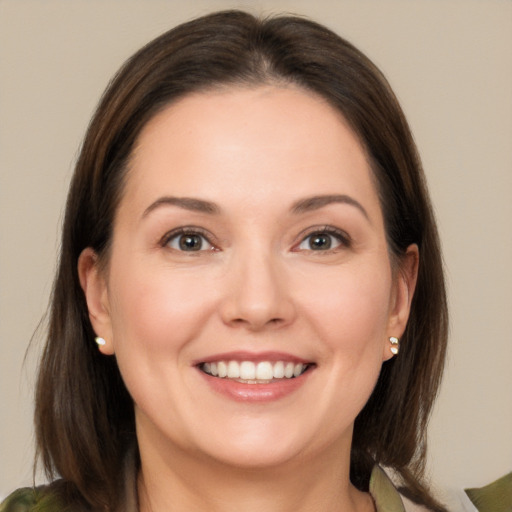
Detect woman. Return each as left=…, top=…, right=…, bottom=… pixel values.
left=1, top=10, right=448, bottom=512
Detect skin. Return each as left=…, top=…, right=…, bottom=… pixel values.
left=79, top=85, right=418, bottom=512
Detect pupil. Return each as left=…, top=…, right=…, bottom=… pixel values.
left=310, top=234, right=331, bottom=250
left=179, top=234, right=202, bottom=251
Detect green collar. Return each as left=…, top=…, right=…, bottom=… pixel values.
left=369, top=465, right=407, bottom=512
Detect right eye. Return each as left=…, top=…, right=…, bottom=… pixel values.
left=163, top=229, right=216, bottom=252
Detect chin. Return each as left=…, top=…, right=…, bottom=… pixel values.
left=202, top=442, right=305, bottom=471
left=188, top=415, right=343, bottom=471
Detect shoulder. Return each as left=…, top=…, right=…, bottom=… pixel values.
left=1, top=488, right=34, bottom=511
left=0, top=485, right=65, bottom=512
left=465, top=471, right=512, bottom=512
left=1, top=488, right=39, bottom=512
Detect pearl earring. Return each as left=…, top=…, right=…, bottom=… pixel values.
left=95, top=337, right=106, bottom=346
left=389, top=336, right=399, bottom=355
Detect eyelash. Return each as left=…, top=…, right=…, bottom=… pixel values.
left=160, top=227, right=217, bottom=252
left=295, top=226, right=352, bottom=253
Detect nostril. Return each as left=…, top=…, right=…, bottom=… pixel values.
left=227, top=316, right=285, bottom=331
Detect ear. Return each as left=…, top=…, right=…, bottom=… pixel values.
left=78, top=247, right=115, bottom=355
left=382, top=244, right=419, bottom=361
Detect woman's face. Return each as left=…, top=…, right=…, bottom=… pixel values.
left=81, top=85, right=417, bottom=470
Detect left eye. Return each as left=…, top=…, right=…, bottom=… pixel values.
left=297, top=231, right=345, bottom=251
left=166, top=232, right=214, bottom=252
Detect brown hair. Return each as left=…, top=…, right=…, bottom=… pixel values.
left=35, top=10, right=448, bottom=511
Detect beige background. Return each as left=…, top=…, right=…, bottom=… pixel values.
left=1, top=0, right=511, bottom=504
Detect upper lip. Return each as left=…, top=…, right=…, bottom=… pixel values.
left=192, top=351, right=313, bottom=365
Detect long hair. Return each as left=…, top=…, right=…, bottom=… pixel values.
left=35, top=10, right=448, bottom=510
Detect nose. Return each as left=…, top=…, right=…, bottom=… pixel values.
left=219, top=248, right=296, bottom=331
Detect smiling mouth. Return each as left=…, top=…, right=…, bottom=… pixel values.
left=199, top=360, right=312, bottom=384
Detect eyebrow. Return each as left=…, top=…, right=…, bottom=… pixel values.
left=291, top=194, right=369, bottom=220
left=142, top=196, right=221, bottom=218
left=142, top=194, right=369, bottom=220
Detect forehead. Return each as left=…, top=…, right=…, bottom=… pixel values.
left=121, top=85, right=380, bottom=219
left=132, top=84, right=366, bottom=162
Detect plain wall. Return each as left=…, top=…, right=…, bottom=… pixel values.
left=1, top=0, right=511, bottom=504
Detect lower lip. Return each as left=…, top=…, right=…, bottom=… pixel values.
left=198, top=368, right=313, bottom=402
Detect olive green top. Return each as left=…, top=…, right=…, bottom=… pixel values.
left=2, top=467, right=510, bottom=511
left=1, top=465, right=403, bottom=512
left=465, top=471, right=512, bottom=512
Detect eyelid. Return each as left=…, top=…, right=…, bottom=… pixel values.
left=292, top=225, right=352, bottom=251
left=159, top=226, right=218, bottom=251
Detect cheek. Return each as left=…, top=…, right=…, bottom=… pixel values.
left=297, top=260, right=393, bottom=349
left=107, top=261, right=218, bottom=355
left=322, top=272, right=391, bottom=406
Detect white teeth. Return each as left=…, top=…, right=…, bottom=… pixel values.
left=227, top=361, right=240, bottom=378
left=217, top=361, right=227, bottom=378
left=257, top=361, right=274, bottom=380
left=201, top=360, right=309, bottom=381
left=240, top=361, right=256, bottom=380
left=293, top=363, right=303, bottom=378
left=273, top=361, right=285, bottom=378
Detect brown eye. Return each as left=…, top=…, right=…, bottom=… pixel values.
left=295, top=228, right=350, bottom=252
left=178, top=234, right=204, bottom=251
left=308, top=234, right=333, bottom=250
left=165, top=231, right=214, bottom=252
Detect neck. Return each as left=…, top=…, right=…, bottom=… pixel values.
left=136, top=428, right=373, bottom=512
